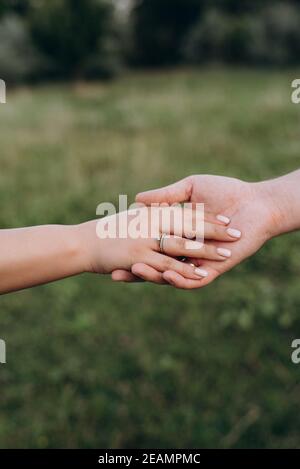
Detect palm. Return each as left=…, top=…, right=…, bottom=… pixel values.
left=112, top=174, right=274, bottom=288
left=187, top=175, right=270, bottom=279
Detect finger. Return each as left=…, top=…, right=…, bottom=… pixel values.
left=159, top=235, right=232, bottom=261
left=111, top=270, right=143, bottom=283
left=136, top=177, right=193, bottom=205
left=163, top=268, right=219, bottom=290
left=194, top=252, right=239, bottom=277
left=131, top=263, right=167, bottom=285
left=156, top=206, right=214, bottom=239
left=160, top=208, right=237, bottom=241
left=204, top=211, right=231, bottom=226
left=203, top=222, right=242, bottom=241
left=163, top=271, right=205, bottom=289
left=135, top=177, right=231, bottom=225
left=147, top=251, right=209, bottom=280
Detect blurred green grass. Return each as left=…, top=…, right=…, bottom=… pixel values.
left=0, top=68, right=300, bottom=448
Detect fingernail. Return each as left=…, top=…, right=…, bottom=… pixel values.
left=217, top=214, right=230, bottom=225
left=195, top=268, right=208, bottom=278
left=227, top=228, right=241, bottom=239
left=185, top=240, right=203, bottom=250
left=217, top=248, right=231, bottom=258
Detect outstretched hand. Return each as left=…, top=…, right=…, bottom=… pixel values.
left=112, top=175, right=281, bottom=289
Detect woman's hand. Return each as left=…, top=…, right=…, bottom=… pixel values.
left=0, top=202, right=239, bottom=294
left=79, top=205, right=240, bottom=281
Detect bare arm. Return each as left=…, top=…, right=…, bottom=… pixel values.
left=0, top=206, right=234, bottom=294
left=0, top=225, right=84, bottom=294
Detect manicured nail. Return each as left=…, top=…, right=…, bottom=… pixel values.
left=227, top=228, right=241, bottom=239
left=185, top=240, right=203, bottom=250
left=217, top=248, right=231, bottom=258
left=195, top=268, right=208, bottom=278
left=217, top=214, right=231, bottom=225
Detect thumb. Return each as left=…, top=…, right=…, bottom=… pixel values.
left=136, top=176, right=193, bottom=205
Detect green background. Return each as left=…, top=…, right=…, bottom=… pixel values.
left=0, top=69, right=300, bottom=448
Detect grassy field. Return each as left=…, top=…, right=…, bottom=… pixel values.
left=0, top=68, right=300, bottom=448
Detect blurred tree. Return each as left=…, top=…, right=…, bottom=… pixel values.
left=184, top=9, right=253, bottom=65
left=205, top=0, right=269, bottom=15
left=184, top=0, right=300, bottom=66
left=2, top=0, right=300, bottom=81
left=184, top=10, right=229, bottom=64
left=249, top=2, right=300, bottom=66
left=0, top=0, right=31, bottom=17
left=130, top=0, right=203, bottom=66
left=28, top=0, right=115, bottom=79
left=0, top=14, right=41, bottom=84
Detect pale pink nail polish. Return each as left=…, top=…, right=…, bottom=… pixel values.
left=227, top=228, right=241, bottom=239
left=216, top=214, right=230, bottom=225
left=185, top=241, right=203, bottom=250
left=217, top=248, right=232, bottom=258
left=195, top=268, right=208, bottom=278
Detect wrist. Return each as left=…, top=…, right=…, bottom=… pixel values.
left=75, top=220, right=108, bottom=274
left=69, top=222, right=95, bottom=274
left=253, top=178, right=292, bottom=239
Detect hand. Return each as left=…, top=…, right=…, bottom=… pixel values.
left=79, top=204, right=235, bottom=281
left=112, top=175, right=281, bottom=288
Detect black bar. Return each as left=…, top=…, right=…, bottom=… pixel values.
left=0, top=449, right=298, bottom=467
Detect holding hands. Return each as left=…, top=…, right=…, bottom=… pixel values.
left=1, top=169, right=299, bottom=294
left=113, top=170, right=300, bottom=289
left=0, top=198, right=240, bottom=294
left=79, top=203, right=241, bottom=282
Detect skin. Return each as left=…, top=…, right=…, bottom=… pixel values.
left=0, top=205, right=235, bottom=294
left=112, top=169, right=300, bottom=289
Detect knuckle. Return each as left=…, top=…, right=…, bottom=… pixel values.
left=212, top=224, right=219, bottom=235
left=207, top=245, right=217, bottom=257
left=163, top=257, right=173, bottom=270
left=181, top=263, right=192, bottom=276
left=176, top=237, right=185, bottom=250
left=216, top=225, right=225, bottom=237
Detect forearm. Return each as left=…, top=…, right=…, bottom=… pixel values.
left=256, top=169, right=300, bottom=238
left=0, top=225, right=85, bottom=294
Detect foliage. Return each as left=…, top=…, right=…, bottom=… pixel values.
left=2, top=0, right=300, bottom=82
left=184, top=2, right=300, bottom=66
left=0, top=0, right=31, bottom=18
left=0, top=14, right=41, bottom=84
left=249, top=3, right=300, bottom=66
left=0, top=70, right=299, bottom=448
left=28, top=0, right=115, bottom=79
left=130, top=0, right=203, bottom=66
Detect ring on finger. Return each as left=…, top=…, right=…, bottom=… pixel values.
left=158, top=233, right=168, bottom=254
